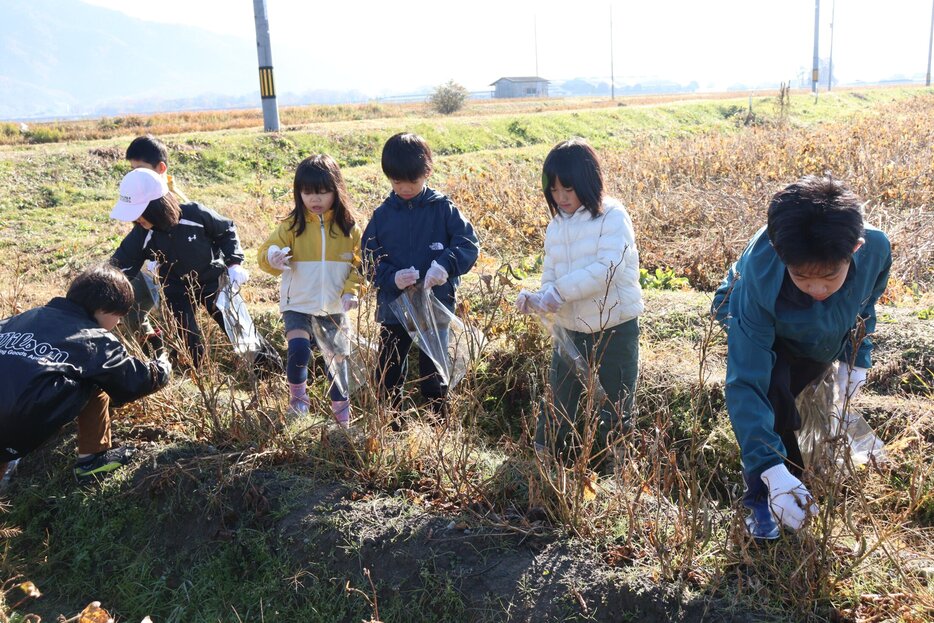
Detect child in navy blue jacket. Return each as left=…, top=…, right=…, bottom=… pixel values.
left=362, top=133, right=479, bottom=417
left=0, top=264, right=171, bottom=484
left=712, top=175, right=891, bottom=539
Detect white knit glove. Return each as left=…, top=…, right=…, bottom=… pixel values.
left=394, top=267, right=420, bottom=290
left=760, top=464, right=818, bottom=531
left=423, top=260, right=449, bottom=289
left=835, top=364, right=868, bottom=404
left=267, top=245, right=292, bottom=271
left=143, top=260, right=160, bottom=276
left=341, top=293, right=358, bottom=312
left=538, top=284, right=564, bottom=313
left=227, top=264, right=250, bottom=287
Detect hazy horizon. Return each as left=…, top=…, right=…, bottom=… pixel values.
left=2, top=0, right=933, bottom=120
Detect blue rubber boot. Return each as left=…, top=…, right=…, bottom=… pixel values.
left=743, top=469, right=780, bottom=540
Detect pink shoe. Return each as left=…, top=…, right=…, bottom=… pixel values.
left=288, top=382, right=310, bottom=415
left=331, top=400, right=351, bottom=429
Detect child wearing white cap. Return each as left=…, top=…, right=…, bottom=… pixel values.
left=109, top=168, right=250, bottom=367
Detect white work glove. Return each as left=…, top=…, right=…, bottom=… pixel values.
left=267, top=245, right=292, bottom=271
left=143, top=260, right=160, bottom=276
left=515, top=289, right=541, bottom=314
left=538, top=284, right=564, bottom=313
left=835, top=363, right=868, bottom=404
left=760, top=464, right=818, bottom=531
left=341, top=293, right=358, bottom=312
left=423, top=260, right=449, bottom=289
left=227, top=264, right=250, bottom=287
left=153, top=354, right=172, bottom=386
left=394, top=266, right=420, bottom=290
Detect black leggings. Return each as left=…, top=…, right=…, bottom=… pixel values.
left=163, top=279, right=226, bottom=367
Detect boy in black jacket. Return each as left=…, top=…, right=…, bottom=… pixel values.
left=361, top=133, right=479, bottom=416
left=0, top=264, right=171, bottom=484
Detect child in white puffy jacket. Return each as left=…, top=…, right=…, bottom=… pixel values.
left=516, top=138, right=643, bottom=470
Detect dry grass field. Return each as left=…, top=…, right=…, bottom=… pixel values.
left=1, top=87, right=933, bottom=622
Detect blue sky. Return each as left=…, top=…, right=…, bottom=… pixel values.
left=80, top=0, right=934, bottom=95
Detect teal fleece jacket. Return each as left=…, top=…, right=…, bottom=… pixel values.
left=711, top=225, right=891, bottom=476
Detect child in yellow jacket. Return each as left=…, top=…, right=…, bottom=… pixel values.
left=258, top=155, right=362, bottom=426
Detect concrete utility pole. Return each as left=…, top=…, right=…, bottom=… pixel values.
left=609, top=5, right=615, bottom=100
left=253, top=0, right=280, bottom=132
left=827, top=0, right=835, bottom=91
left=927, top=0, right=934, bottom=87
left=534, top=15, right=539, bottom=77
left=812, top=0, right=820, bottom=95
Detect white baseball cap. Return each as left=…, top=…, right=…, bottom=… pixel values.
left=110, top=168, right=169, bottom=221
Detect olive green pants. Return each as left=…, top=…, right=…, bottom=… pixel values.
left=535, top=318, right=639, bottom=466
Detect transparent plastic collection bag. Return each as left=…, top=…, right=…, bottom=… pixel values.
left=388, top=286, right=486, bottom=389
left=216, top=275, right=278, bottom=366
left=141, top=270, right=160, bottom=308
left=796, top=362, right=887, bottom=468
left=309, top=314, right=373, bottom=396
left=533, top=310, right=608, bottom=404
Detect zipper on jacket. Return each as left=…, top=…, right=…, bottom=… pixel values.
left=319, top=215, right=326, bottom=308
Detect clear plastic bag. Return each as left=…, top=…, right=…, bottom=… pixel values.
left=796, top=362, right=887, bottom=468
left=216, top=276, right=279, bottom=367
left=388, top=286, right=486, bottom=389
left=141, top=270, right=160, bottom=308
left=533, top=311, right=608, bottom=403
left=309, top=314, right=372, bottom=396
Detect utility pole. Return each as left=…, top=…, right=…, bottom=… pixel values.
left=609, top=5, right=615, bottom=100
left=927, top=0, right=934, bottom=87
left=252, top=0, right=280, bottom=132
left=812, top=0, right=820, bottom=95
left=534, top=15, right=539, bottom=77
left=827, top=0, right=835, bottom=91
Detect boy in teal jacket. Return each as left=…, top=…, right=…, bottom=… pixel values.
left=712, top=175, right=891, bottom=539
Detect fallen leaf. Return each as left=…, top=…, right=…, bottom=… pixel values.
left=79, top=601, right=114, bottom=623
left=18, top=581, right=41, bottom=598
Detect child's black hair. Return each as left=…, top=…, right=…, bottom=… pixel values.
left=126, top=135, right=169, bottom=169
left=67, top=263, right=134, bottom=317
left=767, top=175, right=864, bottom=268
left=141, top=193, right=181, bottom=232
left=381, top=133, right=433, bottom=182
left=542, top=138, right=604, bottom=218
left=288, top=154, right=356, bottom=238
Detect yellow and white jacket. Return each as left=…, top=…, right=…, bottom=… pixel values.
left=257, top=209, right=363, bottom=316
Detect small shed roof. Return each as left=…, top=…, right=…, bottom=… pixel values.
left=490, top=76, right=549, bottom=86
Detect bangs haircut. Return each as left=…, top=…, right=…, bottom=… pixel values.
left=126, top=135, right=169, bottom=168
left=767, top=174, right=864, bottom=268
left=289, top=154, right=356, bottom=238
left=140, top=193, right=181, bottom=231
left=542, top=138, right=604, bottom=218
left=381, top=132, right=433, bottom=182
left=67, top=263, right=134, bottom=317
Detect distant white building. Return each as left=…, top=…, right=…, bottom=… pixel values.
left=490, top=77, right=549, bottom=98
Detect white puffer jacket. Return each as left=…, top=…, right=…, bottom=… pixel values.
left=542, top=197, right=644, bottom=333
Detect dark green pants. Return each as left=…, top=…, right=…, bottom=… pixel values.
left=535, top=318, right=639, bottom=463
